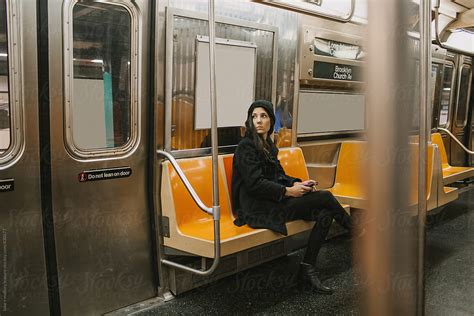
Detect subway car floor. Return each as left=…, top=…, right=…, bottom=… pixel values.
left=139, top=190, right=474, bottom=315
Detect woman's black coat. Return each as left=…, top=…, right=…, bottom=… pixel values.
left=231, top=137, right=301, bottom=235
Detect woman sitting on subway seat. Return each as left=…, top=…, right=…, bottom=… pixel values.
left=231, top=100, right=352, bottom=295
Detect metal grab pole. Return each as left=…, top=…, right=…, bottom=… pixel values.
left=208, top=0, right=221, bottom=272
left=160, top=0, right=221, bottom=276
left=208, top=0, right=220, bottom=224
left=157, top=151, right=221, bottom=276
left=418, top=0, right=431, bottom=315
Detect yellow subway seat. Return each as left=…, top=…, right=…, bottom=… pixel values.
left=328, top=141, right=438, bottom=211
left=431, top=132, right=474, bottom=184
left=161, top=147, right=333, bottom=258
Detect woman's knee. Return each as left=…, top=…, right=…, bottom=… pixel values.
left=319, top=191, right=347, bottom=217
left=318, top=190, right=339, bottom=206
left=318, top=190, right=334, bottom=201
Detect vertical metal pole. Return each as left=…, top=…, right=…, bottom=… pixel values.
left=292, top=25, right=301, bottom=148
left=361, top=0, right=417, bottom=314
left=418, top=0, right=431, bottom=314
left=164, top=7, right=173, bottom=151
left=208, top=0, right=221, bottom=257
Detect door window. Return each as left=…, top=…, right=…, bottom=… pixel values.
left=0, top=0, right=22, bottom=164
left=64, top=1, right=138, bottom=158
left=0, top=1, right=10, bottom=154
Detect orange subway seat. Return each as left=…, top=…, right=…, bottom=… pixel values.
left=431, top=133, right=474, bottom=185
left=167, top=157, right=254, bottom=241
left=161, top=148, right=338, bottom=258
left=278, top=147, right=310, bottom=181
left=407, top=144, right=434, bottom=207
left=222, top=154, right=234, bottom=208
left=328, top=141, right=366, bottom=209
left=328, top=141, right=438, bottom=211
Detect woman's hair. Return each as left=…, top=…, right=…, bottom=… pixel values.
left=244, top=100, right=276, bottom=160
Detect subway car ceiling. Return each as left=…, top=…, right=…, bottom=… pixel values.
left=260, top=0, right=474, bottom=52
left=433, top=0, right=474, bottom=54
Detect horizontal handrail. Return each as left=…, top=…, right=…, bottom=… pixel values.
left=157, top=150, right=213, bottom=215
left=157, top=149, right=221, bottom=276
left=256, top=0, right=355, bottom=23
left=437, top=127, right=474, bottom=155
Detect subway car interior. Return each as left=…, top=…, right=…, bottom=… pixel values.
left=0, top=0, right=473, bottom=315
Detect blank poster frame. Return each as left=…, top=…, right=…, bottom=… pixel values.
left=194, top=35, right=257, bottom=130
left=297, top=90, right=365, bottom=135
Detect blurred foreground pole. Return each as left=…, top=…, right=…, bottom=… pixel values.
left=361, top=0, right=418, bottom=315
left=417, top=0, right=431, bottom=314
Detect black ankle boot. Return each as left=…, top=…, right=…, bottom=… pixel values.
left=298, top=263, right=334, bottom=295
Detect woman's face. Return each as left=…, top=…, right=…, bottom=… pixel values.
left=252, top=107, right=271, bottom=138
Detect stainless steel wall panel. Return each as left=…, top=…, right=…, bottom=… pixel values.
left=0, top=1, right=49, bottom=314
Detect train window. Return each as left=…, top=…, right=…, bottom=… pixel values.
left=438, top=64, right=454, bottom=127
left=170, top=16, right=275, bottom=151
left=64, top=1, right=138, bottom=156
left=0, top=0, right=9, bottom=154
left=431, top=65, right=439, bottom=106
left=455, top=65, right=472, bottom=127
left=430, top=63, right=443, bottom=128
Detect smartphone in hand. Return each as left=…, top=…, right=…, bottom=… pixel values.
left=302, top=180, right=318, bottom=187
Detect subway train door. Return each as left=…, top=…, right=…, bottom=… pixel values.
left=46, top=0, right=155, bottom=314
left=0, top=1, right=50, bottom=315
left=450, top=55, right=472, bottom=166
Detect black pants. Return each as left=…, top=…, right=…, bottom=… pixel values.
left=283, top=190, right=351, bottom=265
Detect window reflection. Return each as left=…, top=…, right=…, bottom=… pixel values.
left=455, top=66, right=472, bottom=127
left=439, top=64, right=454, bottom=127
left=170, top=17, right=275, bottom=150
left=71, top=2, right=132, bottom=150
left=0, top=0, right=10, bottom=153
left=430, top=63, right=443, bottom=128
left=412, top=63, right=439, bottom=130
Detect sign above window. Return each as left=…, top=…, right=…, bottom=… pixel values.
left=313, top=37, right=365, bottom=61
left=313, top=61, right=362, bottom=82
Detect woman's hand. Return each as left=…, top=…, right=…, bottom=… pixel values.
left=285, top=183, right=313, bottom=197
left=301, top=180, right=318, bottom=187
